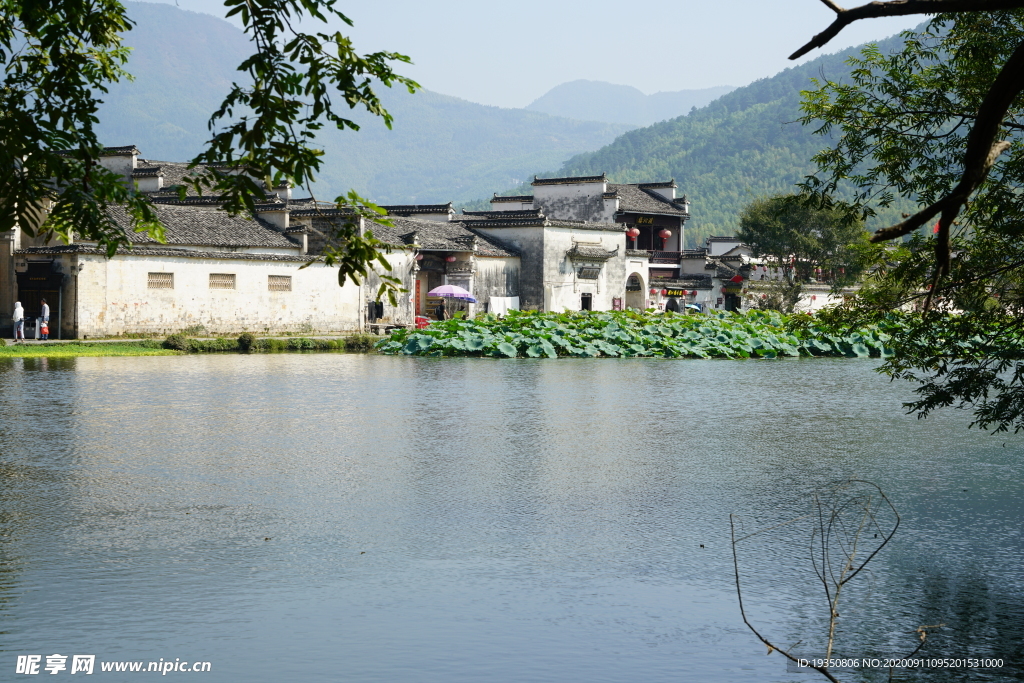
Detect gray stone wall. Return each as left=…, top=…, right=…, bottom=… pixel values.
left=470, top=227, right=546, bottom=309
left=474, top=256, right=519, bottom=309
left=365, top=251, right=416, bottom=326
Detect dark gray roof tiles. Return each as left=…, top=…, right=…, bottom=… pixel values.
left=609, top=184, right=689, bottom=216
left=533, top=174, right=606, bottom=186
left=491, top=194, right=534, bottom=202
left=301, top=214, right=518, bottom=258
left=107, top=203, right=301, bottom=249
left=567, top=245, right=619, bottom=261
left=381, top=203, right=453, bottom=215
left=132, top=167, right=163, bottom=177
left=373, top=216, right=520, bottom=257
left=135, top=160, right=208, bottom=192
left=461, top=209, right=543, bottom=219
left=55, top=145, right=140, bottom=158
left=102, top=145, right=140, bottom=156
left=16, top=244, right=314, bottom=262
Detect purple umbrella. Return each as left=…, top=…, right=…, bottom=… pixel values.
left=427, top=285, right=477, bottom=303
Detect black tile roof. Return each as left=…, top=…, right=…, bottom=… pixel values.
left=381, top=203, right=453, bottom=215
left=132, top=166, right=163, bottom=177
left=491, top=194, right=534, bottom=202
left=102, top=145, right=140, bottom=156
left=461, top=209, right=543, bottom=220
left=532, top=174, right=606, bottom=186
left=54, top=145, right=140, bottom=158
left=379, top=216, right=519, bottom=257
left=637, top=180, right=677, bottom=189
left=136, top=160, right=208, bottom=193
left=300, top=214, right=519, bottom=258
left=106, top=203, right=300, bottom=249
left=609, top=184, right=689, bottom=216
left=567, top=245, right=619, bottom=261
left=16, top=244, right=314, bottom=262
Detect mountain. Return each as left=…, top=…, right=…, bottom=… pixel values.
left=545, top=33, right=918, bottom=247
left=525, top=80, right=736, bottom=127
left=95, top=2, right=632, bottom=204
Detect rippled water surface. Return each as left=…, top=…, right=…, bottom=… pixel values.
left=1, top=355, right=1022, bottom=682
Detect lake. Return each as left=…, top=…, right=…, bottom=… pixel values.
left=1, top=355, right=1021, bottom=682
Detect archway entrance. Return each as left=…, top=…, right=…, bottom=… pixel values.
left=625, top=273, right=645, bottom=310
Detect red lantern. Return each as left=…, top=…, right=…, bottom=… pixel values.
left=690, top=290, right=697, bottom=296
left=445, top=255, right=457, bottom=263
left=721, top=287, right=727, bottom=293
left=660, top=289, right=668, bottom=296
left=650, top=288, right=657, bottom=295
left=811, top=295, right=817, bottom=301
left=415, top=253, right=424, bottom=261
left=658, top=229, right=671, bottom=239
left=626, top=227, right=640, bottom=238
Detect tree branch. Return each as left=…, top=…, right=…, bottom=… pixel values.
left=791, top=0, right=1024, bottom=60
left=731, top=515, right=841, bottom=683
left=868, top=37, right=1024, bottom=276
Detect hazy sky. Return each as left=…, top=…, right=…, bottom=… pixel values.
left=136, top=0, right=922, bottom=108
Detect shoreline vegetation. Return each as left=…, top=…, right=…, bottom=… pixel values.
left=1, top=310, right=897, bottom=360
left=376, top=310, right=895, bottom=359
left=0, top=333, right=381, bottom=358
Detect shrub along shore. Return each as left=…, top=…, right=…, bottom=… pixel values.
left=0, top=333, right=381, bottom=357
left=376, top=310, right=895, bottom=359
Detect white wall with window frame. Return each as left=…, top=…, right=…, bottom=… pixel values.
left=68, top=252, right=361, bottom=337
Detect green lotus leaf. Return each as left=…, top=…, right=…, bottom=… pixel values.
left=496, top=342, right=518, bottom=357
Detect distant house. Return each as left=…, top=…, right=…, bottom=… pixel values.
left=1, top=147, right=366, bottom=338
left=1, top=151, right=767, bottom=339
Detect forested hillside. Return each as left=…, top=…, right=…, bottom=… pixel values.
left=97, top=3, right=631, bottom=204
left=552, top=32, right=917, bottom=247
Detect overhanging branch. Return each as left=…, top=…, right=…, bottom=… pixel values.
left=791, top=0, right=1024, bottom=60
left=868, top=37, right=1024, bottom=276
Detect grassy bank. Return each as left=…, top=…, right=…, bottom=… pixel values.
left=376, top=310, right=896, bottom=359
left=0, top=333, right=382, bottom=358
left=0, top=340, right=177, bottom=357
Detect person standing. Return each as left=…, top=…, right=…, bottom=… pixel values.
left=13, top=301, right=24, bottom=342
left=39, top=298, right=50, bottom=340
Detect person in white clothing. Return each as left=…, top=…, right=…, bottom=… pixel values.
left=13, top=301, right=24, bottom=342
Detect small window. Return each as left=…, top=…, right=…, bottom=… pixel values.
left=148, top=272, right=174, bottom=289
left=209, top=273, right=236, bottom=290
left=268, top=275, right=292, bottom=292
left=581, top=293, right=593, bottom=311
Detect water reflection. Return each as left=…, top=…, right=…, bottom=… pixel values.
left=0, top=355, right=1020, bottom=682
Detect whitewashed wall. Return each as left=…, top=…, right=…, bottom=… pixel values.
left=73, top=252, right=362, bottom=337
left=543, top=227, right=626, bottom=312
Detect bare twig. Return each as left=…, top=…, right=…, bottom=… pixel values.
left=731, top=514, right=841, bottom=683
left=733, top=481, right=903, bottom=683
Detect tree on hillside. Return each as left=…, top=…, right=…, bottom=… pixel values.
left=793, top=3, right=1024, bottom=431
left=1, top=0, right=417, bottom=297
left=738, top=194, right=868, bottom=312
